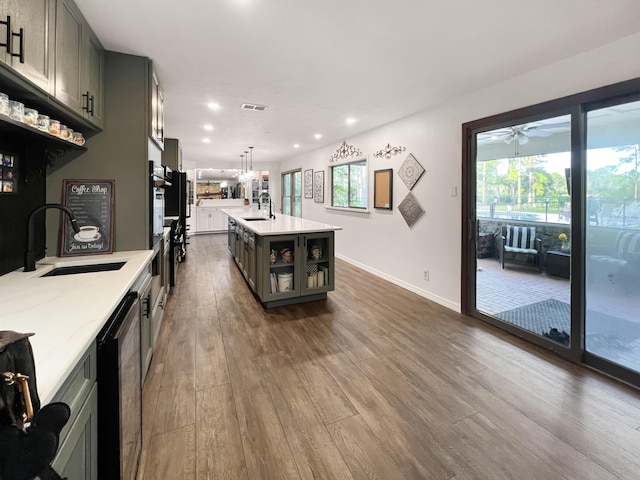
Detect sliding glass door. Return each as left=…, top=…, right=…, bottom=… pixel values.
left=585, top=99, right=640, bottom=372
left=474, top=114, right=573, bottom=346
left=464, top=78, right=640, bottom=387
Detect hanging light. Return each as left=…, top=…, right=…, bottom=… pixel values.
left=247, top=146, right=254, bottom=179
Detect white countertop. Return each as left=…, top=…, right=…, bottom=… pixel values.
left=0, top=250, right=154, bottom=403
left=223, top=208, right=342, bottom=235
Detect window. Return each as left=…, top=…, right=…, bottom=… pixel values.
left=331, top=159, right=367, bottom=209
left=282, top=169, right=302, bottom=217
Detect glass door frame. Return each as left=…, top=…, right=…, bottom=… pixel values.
left=281, top=168, right=302, bottom=217
left=461, top=76, right=640, bottom=387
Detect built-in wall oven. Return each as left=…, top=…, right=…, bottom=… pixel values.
left=97, top=292, right=142, bottom=480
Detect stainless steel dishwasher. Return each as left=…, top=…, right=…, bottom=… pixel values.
left=97, top=292, right=142, bottom=480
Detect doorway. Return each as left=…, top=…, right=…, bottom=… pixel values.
left=462, top=77, right=640, bottom=387
left=282, top=169, right=302, bottom=217
left=474, top=114, right=573, bottom=348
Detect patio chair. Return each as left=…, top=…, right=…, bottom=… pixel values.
left=499, top=225, right=542, bottom=272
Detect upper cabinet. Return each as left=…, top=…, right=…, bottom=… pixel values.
left=149, top=69, right=164, bottom=150
left=0, top=0, right=104, bottom=130
left=0, top=0, right=55, bottom=93
left=162, top=138, right=182, bottom=171
left=54, top=0, right=104, bottom=129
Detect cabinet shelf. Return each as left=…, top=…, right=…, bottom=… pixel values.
left=0, top=115, right=87, bottom=152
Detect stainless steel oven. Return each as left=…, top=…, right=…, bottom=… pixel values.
left=97, top=292, right=142, bottom=480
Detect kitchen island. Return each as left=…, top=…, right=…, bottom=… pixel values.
left=223, top=208, right=342, bottom=308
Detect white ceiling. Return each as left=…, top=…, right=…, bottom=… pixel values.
left=74, top=0, right=640, bottom=169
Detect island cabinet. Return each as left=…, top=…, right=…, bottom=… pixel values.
left=50, top=344, right=98, bottom=480
left=255, top=231, right=335, bottom=308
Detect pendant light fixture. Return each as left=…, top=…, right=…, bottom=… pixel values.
left=247, top=146, right=254, bottom=179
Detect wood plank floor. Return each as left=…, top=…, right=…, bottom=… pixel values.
left=136, top=233, right=640, bottom=480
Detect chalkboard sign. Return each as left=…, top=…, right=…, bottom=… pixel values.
left=60, top=179, right=115, bottom=256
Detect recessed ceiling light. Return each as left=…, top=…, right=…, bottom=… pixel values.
left=346, top=118, right=356, bottom=125
left=203, top=124, right=213, bottom=131
left=314, top=134, right=322, bottom=140
left=202, top=138, right=210, bottom=143
left=208, top=102, right=220, bottom=111
left=293, top=144, right=300, bottom=148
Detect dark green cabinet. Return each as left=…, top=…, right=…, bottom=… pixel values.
left=54, top=0, right=104, bottom=128
left=255, top=231, right=335, bottom=307
left=50, top=344, right=98, bottom=480
left=0, top=0, right=55, bottom=92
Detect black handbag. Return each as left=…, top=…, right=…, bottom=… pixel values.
left=0, top=331, right=69, bottom=480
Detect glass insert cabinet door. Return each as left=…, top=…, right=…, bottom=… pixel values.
left=585, top=99, right=640, bottom=372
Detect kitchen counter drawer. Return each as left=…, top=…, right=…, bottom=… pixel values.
left=50, top=343, right=96, bottom=444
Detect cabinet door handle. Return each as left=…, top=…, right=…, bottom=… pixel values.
left=82, top=92, right=95, bottom=115
left=10, top=27, right=24, bottom=63
left=0, top=16, right=10, bottom=53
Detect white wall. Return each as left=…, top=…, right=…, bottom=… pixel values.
left=279, top=32, right=640, bottom=313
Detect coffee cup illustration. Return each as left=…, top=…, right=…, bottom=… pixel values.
left=78, top=225, right=99, bottom=239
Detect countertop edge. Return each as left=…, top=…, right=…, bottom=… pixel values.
left=223, top=208, right=343, bottom=235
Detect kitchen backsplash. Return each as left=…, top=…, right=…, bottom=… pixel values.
left=0, top=140, right=46, bottom=275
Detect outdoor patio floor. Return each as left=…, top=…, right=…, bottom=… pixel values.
left=475, top=256, right=640, bottom=373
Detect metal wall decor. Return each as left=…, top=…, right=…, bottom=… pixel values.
left=398, top=192, right=425, bottom=228
left=398, top=153, right=425, bottom=190
left=373, top=143, right=406, bottom=159
left=329, top=141, right=362, bottom=163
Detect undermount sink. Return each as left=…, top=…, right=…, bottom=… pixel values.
left=242, top=217, right=269, bottom=221
left=41, top=262, right=126, bottom=277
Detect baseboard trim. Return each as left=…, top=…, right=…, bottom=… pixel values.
left=335, top=253, right=461, bottom=313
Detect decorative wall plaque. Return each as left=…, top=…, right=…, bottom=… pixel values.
left=398, top=153, right=425, bottom=190
left=304, top=169, right=313, bottom=198
left=60, top=179, right=115, bottom=256
left=373, top=143, right=406, bottom=159
left=398, top=192, right=425, bottom=228
left=329, top=141, right=362, bottom=163
left=313, top=170, right=324, bottom=203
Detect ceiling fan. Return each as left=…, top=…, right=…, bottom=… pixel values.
left=479, top=121, right=570, bottom=145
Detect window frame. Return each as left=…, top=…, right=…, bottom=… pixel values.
left=329, top=157, right=369, bottom=211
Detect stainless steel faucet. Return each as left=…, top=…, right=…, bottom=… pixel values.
left=24, top=204, right=80, bottom=272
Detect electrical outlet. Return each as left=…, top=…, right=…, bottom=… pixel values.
left=423, top=269, right=429, bottom=281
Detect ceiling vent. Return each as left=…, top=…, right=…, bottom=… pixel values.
left=241, top=103, right=267, bottom=111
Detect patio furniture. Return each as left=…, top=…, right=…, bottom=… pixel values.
left=546, top=250, right=570, bottom=278
left=499, top=225, right=541, bottom=272
left=589, top=231, right=640, bottom=270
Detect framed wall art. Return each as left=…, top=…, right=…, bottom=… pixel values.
left=374, top=168, right=393, bottom=210
left=60, top=179, right=115, bottom=256
left=304, top=169, right=313, bottom=198
left=0, top=152, right=17, bottom=194
left=313, top=170, right=324, bottom=203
